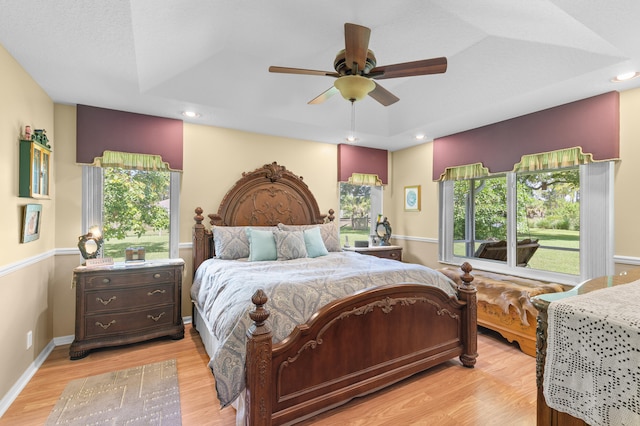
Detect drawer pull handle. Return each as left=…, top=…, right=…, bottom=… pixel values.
left=102, top=278, right=110, bottom=284
left=95, top=320, right=116, bottom=329
left=96, top=296, right=117, bottom=305
left=148, top=289, right=166, bottom=296
left=153, top=273, right=161, bottom=279
left=147, top=312, right=165, bottom=322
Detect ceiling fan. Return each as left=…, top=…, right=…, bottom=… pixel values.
left=269, top=23, right=447, bottom=106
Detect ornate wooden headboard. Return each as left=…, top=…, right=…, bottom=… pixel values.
left=192, top=162, right=335, bottom=273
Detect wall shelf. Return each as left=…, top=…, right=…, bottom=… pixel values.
left=19, top=139, right=51, bottom=198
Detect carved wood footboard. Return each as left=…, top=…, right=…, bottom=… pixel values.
left=246, top=263, right=477, bottom=425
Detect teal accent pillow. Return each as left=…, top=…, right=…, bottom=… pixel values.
left=246, top=228, right=277, bottom=261
left=273, top=230, right=307, bottom=260
left=304, top=226, right=329, bottom=258
left=278, top=222, right=340, bottom=252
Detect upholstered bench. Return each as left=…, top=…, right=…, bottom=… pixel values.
left=438, top=267, right=565, bottom=356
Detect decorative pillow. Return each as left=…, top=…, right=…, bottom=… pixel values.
left=245, top=228, right=277, bottom=261
left=213, top=226, right=250, bottom=260
left=273, top=230, right=307, bottom=260
left=303, top=226, right=329, bottom=258
left=278, top=221, right=340, bottom=252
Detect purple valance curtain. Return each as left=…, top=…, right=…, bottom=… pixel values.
left=433, top=91, right=620, bottom=181
left=76, top=105, right=183, bottom=171
left=338, top=144, right=388, bottom=185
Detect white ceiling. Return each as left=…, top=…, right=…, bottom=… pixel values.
left=2, top=0, right=639, bottom=151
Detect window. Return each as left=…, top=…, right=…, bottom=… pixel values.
left=339, top=183, right=383, bottom=247
left=83, top=166, right=180, bottom=261
left=440, top=162, right=614, bottom=283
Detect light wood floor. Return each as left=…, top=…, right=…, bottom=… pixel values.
left=1, top=325, right=536, bottom=425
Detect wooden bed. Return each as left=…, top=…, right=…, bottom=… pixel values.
left=192, top=162, right=478, bottom=425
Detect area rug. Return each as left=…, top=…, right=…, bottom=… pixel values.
left=45, top=359, right=181, bottom=425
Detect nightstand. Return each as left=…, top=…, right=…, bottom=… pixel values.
left=343, top=245, right=403, bottom=261
left=69, top=259, right=185, bottom=360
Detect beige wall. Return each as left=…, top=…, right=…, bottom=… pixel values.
left=0, top=44, right=55, bottom=399
left=179, top=123, right=339, bottom=242
left=615, top=88, right=640, bottom=259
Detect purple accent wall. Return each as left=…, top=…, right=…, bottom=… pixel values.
left=76, top=105, right=184, bottom=170
left=433, top=92, right=619, bottom=180
left=338, top=144, right=388, bottom=184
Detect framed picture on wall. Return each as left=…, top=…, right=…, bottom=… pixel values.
left=404, top=185, right=421, bottom=212
left=22, top=203, right=42, bottom=243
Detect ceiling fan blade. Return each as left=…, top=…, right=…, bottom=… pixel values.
left=370, top=57, right=447, bottom=80
left=368, top=82, right=399, bottom=106
left=308, top=86, right=339, bottom=104
left=344, top=23, right=371, bottom=73
left=269, top=66, right=340, bottom=77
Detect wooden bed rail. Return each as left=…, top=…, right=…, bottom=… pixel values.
left=245, top=262, right=476, bottom=425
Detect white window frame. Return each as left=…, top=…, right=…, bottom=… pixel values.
left=338, top=183, right=384, bottom=236
left=439, top=162, right=614, bottom=285
left=82, top=166, right=180, bottom=259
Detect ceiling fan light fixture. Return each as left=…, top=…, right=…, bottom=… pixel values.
left=334, top=75, right=375, bottom=102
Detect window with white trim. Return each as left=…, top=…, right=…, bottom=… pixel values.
left=440, top=162, right=614, bottom=284
left=83, top=166, right=180, bottom=261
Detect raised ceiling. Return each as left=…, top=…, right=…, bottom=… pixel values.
left=1, top=0, right=639, bottom=151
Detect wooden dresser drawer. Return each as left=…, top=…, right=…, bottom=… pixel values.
left=344, top=246, right=403, bottom=261
left=85, top=306, right=174, bottom=338
left=85, top=283, right=175, bottom=313
left=83, top=268, right=176, bottom=289
left=372, top=249, right=402, bottom=260
left=70, top=259, right=185, bottom=360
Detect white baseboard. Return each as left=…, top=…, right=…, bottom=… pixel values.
left=0, top=339, right=55, bottom=418
left=0, top=315, right=193, bottom=418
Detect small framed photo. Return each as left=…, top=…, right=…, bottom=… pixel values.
left=404, top=185, right=421, bottom=212
left=22, top=204, right=42, bottom=243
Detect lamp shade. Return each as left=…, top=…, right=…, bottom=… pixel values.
left=334, top=75, right=376, bottom=102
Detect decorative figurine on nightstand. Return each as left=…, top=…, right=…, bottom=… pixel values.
left=376, top=216, right=392, bottom=246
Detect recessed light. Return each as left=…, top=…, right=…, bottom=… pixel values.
left=415, top=133, right=426, bottom=140
left=182, top=111, right=200, bottom=118
left=611, top=72, right=640, bottom=83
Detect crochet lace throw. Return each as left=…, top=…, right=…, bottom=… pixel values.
left=544, top=279, right=640, bottom=426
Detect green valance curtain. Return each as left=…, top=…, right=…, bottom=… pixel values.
left=438, top=163, right=490, bottom=181
left=347, top=173, right=384, bottom=186
left=90, top=150, right=173, bottom=171
left=514, top=147, right=594, bottom=173
left=439, top=147, right=599, bottom=181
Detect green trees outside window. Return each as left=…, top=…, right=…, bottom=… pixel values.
left=102, top=168, right=171, bottom=260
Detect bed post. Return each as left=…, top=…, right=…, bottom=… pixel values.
left=246, top=289, right=273, bottom=426
left=457, top=262, right=478, bottom=367
left=193, top=207, right=210, bottom=274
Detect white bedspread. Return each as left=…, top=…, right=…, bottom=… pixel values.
left=543, top=279, right=640, bottom=426
left=191, top=251, right=458, bottom=407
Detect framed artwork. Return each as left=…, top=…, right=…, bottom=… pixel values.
left=404, top=185, right=421, bottom=212
left=22, top=203, right=42, bottom=243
